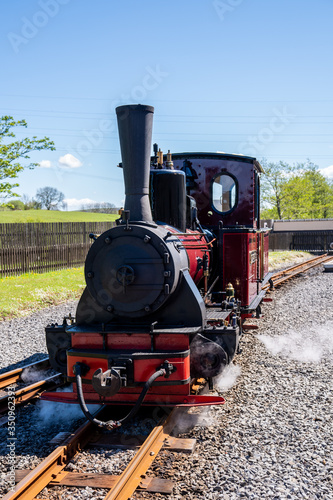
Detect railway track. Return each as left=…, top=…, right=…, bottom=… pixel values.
left=3, top=406, right=196, bottom=500
left=0, top=358, right=61, bottom=419
left=0, top=357, right=50, bottom=390
left=263, top=253, right=332, bottom=290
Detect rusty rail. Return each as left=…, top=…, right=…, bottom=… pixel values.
left=2, top=410, right=106, bottom=500
left=0, top=374, right=61, bottom=415
left=263, top=253, right=332, bottom=290
left=4, top=408, right=176, bottom=499
left=0, top=357, right=50, bottom=390
left=104, top=409, right=176, bottom=500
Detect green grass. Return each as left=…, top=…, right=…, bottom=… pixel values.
left=269, top=251, right=311, bottom=271
left=0, top=267, right=85, bottom=321
left=0, top=210, right=118, bottom=223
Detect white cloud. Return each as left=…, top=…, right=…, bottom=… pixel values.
left=58, top=154, right=82, bottom=169
left=39, top=160, right=52, bottom=168
left=64, top=198, right=98, bottom=211
left=320, top=165, right=333, bottom=178
left=38, top=154, right=82, bottom=171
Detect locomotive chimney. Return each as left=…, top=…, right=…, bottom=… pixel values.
left=116, top=104, right=154, bottom=222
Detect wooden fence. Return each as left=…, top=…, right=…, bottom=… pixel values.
left=0, top=222, right=115, bottom=277
left=269, top=230, right=333, bottom=252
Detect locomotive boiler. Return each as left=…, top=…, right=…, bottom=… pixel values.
left=43, top=104, right=270, bottom=429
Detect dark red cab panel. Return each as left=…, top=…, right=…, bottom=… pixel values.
left=171, top=153, right=262, bottom=229
left=223, top=231, right=258, bottom=307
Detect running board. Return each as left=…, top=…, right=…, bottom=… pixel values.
left=241, top=289, right=266, bottom=313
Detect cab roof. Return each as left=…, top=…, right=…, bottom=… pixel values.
left=168, top=152, right=264, bottom=173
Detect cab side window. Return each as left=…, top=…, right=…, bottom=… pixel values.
left=212, top=174, right=237, bottom=213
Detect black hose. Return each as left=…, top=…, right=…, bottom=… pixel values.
left=74, top=363, right=166, bottom=430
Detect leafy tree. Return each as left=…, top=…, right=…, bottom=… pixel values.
left=0, top=116, right=55, bottom=199
left=80, top=202, right=116, bottom=213
left=302, top=165, right=333, bottom=218
left=36, top=186, right=65, bottom=210
left=7, top=199, right=25, bottom=210
left=261, top=159, right=333, bottom=219
left=280, top=176, right=314, bottom=218
left=260, top=159, right=294, bottom=219
left=21, top=193, right=42, bottom=210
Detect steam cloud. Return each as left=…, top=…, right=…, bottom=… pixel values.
left=36, top=385, right=101, bottom=426
left=215, top=363, right=242, bottom=392
left=21, top=366, right=49, bottom=384
left=257, top=321, right=333, bottom=364
left=172, top=364, right=241, bottom=435
left=172, top=407, right=215, bottom=434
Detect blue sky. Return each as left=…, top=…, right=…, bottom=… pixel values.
left=1, top=0, right=332, bottom=209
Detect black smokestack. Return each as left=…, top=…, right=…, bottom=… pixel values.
left=116, top=104, right=154, bottom=222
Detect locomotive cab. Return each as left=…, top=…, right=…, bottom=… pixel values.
left=169, top=152, right=271, bottom=314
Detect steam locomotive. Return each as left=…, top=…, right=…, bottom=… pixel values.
left=43, top=105, right=270, bottom=429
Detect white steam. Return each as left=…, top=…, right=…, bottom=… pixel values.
left=171, top=364, right=241, bottom=435
left=215, top=363, right=241, bottom=392
left=36, top=385, right=101, bottom=426
left=21, top=367, right=48, bottom=384
left=172, top=406, right=215, bottom=434
left=257, top=322, right=333, bottom=364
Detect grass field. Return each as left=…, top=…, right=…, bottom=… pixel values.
left=269, top=250, right=310, bottom=271
left=0, top=210, right=118, bottom=223
left=0, top=267, right=85, bottom=321
left=0, top=251, right=312, bottom=321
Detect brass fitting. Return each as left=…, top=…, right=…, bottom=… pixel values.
left=226, top=282, right=235, bottom=298
left=166, top=150, right=174, bottom=169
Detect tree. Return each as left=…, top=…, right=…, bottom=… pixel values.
left=80, top=202, right=116, bottom=213
left=21, top=193, right=42, bottom=210
left=0, top=116, right=55, bottom=199
left=280, top=176, right=314, bottom=218
left=7, top=199, right=25, bottom=210
left=302, top=165, right=333, bottom=218
left=261, top=159, right=333, bottom=219
left=36, top=187, right=65, bottom=210
left=260, top=159, right=294, bottom=219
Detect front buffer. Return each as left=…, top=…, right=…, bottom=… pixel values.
left=42, top=323, right=225, bottom=429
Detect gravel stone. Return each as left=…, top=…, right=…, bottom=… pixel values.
left=0, top=300, right=78, bottom=373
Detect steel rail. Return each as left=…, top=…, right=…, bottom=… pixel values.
left=271, top=254, right=329, bottom=278
left=104, top=408, right=176, bottom=500
left=0, top=374, right=61, bottom=414
left=272, top=255, right=333, bottom=286
left=262, top=254, right=332, bottom=290
left=0, top=357, right=50, bottom=390
left=2, top=409, right=106, bottom=500
left=3, top=407, right=176, bottom=499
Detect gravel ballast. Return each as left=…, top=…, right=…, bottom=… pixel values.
left=134, top=267, right=333, bottom=499
left=0, top=300, right=78, bottom=373
left=0, top=268, right=332, bottom=499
